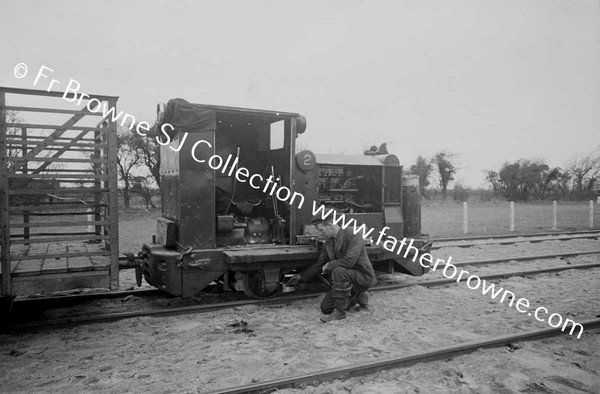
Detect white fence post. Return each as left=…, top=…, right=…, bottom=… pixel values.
left=509, top=201, right=514, bottom=232
left=590, top=200, right=594, bottom=229
left=552, top=200, right=557, bottom=230
left=463, top=202, right=468, bottom=234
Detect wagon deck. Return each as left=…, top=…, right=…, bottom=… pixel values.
left=1, top=242, right=111, bottom=295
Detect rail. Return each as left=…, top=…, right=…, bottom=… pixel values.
left=5, top=251, right=600, bottom=331
left=206, top=318, right=600, bottom=394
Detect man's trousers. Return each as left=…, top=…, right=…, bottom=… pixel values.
left=320, top=267, right=370, bottom=314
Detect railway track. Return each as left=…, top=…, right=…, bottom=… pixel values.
left=205, top=318, right=600, bottom=394
left=5, top=249, right=600, bottom=332
left=434, top=229, right=600, bottom=243
left=432, top=230, right=600, bottom=249
left=9, top=230, right=600, bottom=310
left=11, top=288, right=163, bottom=309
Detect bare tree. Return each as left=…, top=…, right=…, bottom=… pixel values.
left=567, top=150, right=600, bottom=198
left=555, top=169, right=571, bottom=201
left=129, top=131, right=161, bottom=190
left=116, top=127, right=143, bottom=208
left=433, top=151, right=457, bottom=200
left=131, top=175, right=156, bottom=209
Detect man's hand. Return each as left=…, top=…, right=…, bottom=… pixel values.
left=321, top=262, right=329, bottom=274
left=287, top=274, right=302, bottom=286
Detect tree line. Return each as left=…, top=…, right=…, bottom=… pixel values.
left=408, top=148, right=600, bottom=202
left=121, top=135, right=600, bottom=205
left=9, top=109, right=595, bottom=207
left=485, top=150, right=600, bottom=201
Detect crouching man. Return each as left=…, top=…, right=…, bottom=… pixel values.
left=288, top=217, right=377, bottom=322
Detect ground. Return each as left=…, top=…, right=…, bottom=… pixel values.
left=1, top=238, right=599, bottom=393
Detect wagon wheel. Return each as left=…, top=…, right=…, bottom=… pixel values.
left=0, top=296, right=14, bottom=319
left=242, top=271, right=279, bottom=299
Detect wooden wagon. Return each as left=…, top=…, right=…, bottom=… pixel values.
left=0, top=87, right=119, bottom=313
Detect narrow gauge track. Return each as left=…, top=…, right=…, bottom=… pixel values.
left=10, top=231, right=600, bottom=309
left=432, top=230, right=600, bottom=249
left=205, top=318, right=600, bottom=394
left=434, top=229, right=600, bottom=243
left=11, top=288, right=163, bottom=309
left=4, top=250, right=600, bottom=332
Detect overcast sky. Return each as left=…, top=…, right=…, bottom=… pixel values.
left=1, top=0, right=598, bottom=187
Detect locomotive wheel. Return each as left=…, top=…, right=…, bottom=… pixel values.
left=242, top=271, right=279, bottom=299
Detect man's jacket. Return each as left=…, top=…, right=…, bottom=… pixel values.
left=300, top=226, right=376, bottom=289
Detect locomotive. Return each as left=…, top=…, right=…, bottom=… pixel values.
left=140, top=99, right=431, bottom=298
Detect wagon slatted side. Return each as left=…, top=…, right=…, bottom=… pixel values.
left=0, top=87, right=119, bottom=297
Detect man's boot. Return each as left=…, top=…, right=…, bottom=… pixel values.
left=320, top=308, right=346, bottom=322
left=357, top=292, right=369, bottom=310
left=347, top=292, right=369, bottom=313
left=320, top=282, right=351, bottom=322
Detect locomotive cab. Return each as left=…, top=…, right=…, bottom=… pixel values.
left=142, top=100, right=314, bottom=298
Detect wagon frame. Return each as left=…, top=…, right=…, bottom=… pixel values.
left=0, top=86, right=120, bottom=309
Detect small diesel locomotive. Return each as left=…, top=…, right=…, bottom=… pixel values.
left=141, top=99, right=431, bottom=298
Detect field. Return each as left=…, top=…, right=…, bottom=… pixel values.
left=422, top=200, right=600, bottom=238
left=117, top=201, right=600, bottom=254
left=118, top=209, right=162, bottom=254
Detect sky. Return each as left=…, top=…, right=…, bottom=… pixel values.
left=1, top=0, right=598, bottom=188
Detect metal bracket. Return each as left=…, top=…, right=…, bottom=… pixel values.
left=263, top=268, right=280, bottom=293
left=186, top=256, right=211, bottom=269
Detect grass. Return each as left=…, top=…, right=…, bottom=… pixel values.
left=422, top=201, right=600, bottom=238
left=118, top=208, right=162, bottom=254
